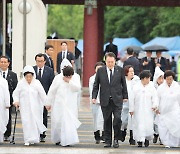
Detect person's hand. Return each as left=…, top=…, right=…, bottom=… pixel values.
left=13, top=102, right=19, bottom=108
left=63, top=76, right=71, bottom=83
left=129, top=112, right=134, bottom=116
left=156, top=63, right=161, bottom=67
left=143, top=61, right=148, bottom=66
left=6, top=107, right=10, bottom=109
left=92, top=99, right=96, bottom=104
left=46, top=105, right=51, bottom=111
left=123, top=99, right=128, bottom=102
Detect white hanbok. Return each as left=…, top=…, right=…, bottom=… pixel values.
left=13, top=66, right=47, bottom=144
left=121, top=75, right=139, bottom=131
left=129, top=81, right=158, bottom=142
left=156, top=81, right=180, bottom=147
left=89, top=74, right=104, bottom=132
left=46, top=73, right=81, bottom=146
left=0, top=76, right=10, bottom=142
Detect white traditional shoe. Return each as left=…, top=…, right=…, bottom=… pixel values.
left=24, top=143, right=30, bottom=146
left=165, top=145, right=170, bottom=148
left=30, top=143, right=34, bottom=145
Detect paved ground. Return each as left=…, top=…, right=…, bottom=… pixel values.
left=0, top=89, right=180, bottom=153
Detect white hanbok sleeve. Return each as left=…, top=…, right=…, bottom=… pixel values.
left=89, top=76, right=94, bottom=103
left=45, top=76, right=59, bottom=106
left=12, top=81, right=21, bottom=103
left=36, top=80, right=47, bottom=105
left=3, top=80, right=10, bottom=107
left=69, top=74, right=81, bottom=92
left=151, top=86, right=159, bottom=108
left=129, top=87, right=135, bottom=113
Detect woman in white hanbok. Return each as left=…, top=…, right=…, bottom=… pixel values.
left=129, top=70, right=158, bottom=147
left=0, top=75, right=10, bottom=143
left=156, top=70, right=180, bottom=148
left=121, top=65, right=139, bottom=145
left=152, top=66, right=164, bottom=144
left=13, top=66, right=47, bottom=146
left=89, top=62, right=104, bottom=144
left=46, top=62, right=81, bottom=146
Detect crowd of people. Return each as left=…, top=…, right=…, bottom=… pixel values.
left=0, top=40, right=180, bottom=150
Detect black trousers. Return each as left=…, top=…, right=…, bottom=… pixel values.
left=101, top=98, right=122, bottom=144
left=40, top=107, right=48, bottom=138
left=4, top=107, right=12, bottom=137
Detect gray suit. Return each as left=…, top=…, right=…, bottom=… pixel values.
left=92, top=65, right=128, bottom=144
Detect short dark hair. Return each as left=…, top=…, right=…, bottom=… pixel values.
left=139, top=70, right=151, bottom=80
left=24, top=72, right=34, bottom=77
left=35, top=53, right=46, bottom=61
left=164, top=70, right=175, bottom=79
left=105, top=52, right=116, bottom=60
left=127, top=48, right=134, bottom=55
left=61, top=41, right=67, bottom=45
left=124, top=65, right=133, bottom=76
left=94, top=62, right=105, bottom=69
left=0, top=55, right=10, bottom=62
left=45, top=45, right=53, bottom=51
left=63, top=66, right=74, bottom=76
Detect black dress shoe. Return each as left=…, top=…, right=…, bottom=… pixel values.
left=137, top=142, right=142, bottom=147
left=40, top=137, right=45, bottom=142
left=144, top=139, right=149, bottom=147
left=153, top=134, right=159, bottom=143
left=104, top=143, right=111, bottom=148
left=129, top=138, right=136, bottom=145
left=95, top=140, right=100, bottom=144
left=113, top=140, right=119, bottom=148
left=120, top=129, right=127, bottom=142
left=55, top=142, right=61, bottom=145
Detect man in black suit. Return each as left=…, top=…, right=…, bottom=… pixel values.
left=123, top=48, right=140, bottom=76
left=33, top=53, right=55, bottom=142
left=92, top=52, right=128, bottom=148
left=104, top=38, right=118, bottom=59
left=140, top=51, right=156, bottom=80
left=0, top=56, right=18, bottom=141
left=44, top=44, right=54, bottom=71
left=56, top=41, right=75, bottom=73
left=155, top=51, right=167, bottom=72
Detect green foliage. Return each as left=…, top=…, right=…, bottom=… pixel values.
left=47, top=5, right=84, bottom=39
left=104, top=6, right=180, bottom=43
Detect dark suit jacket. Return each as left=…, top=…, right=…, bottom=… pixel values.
left=123, top=56, right=140, bottom=75
left=56, top=51, right=75, bottom=73
left=6, top=70, right=18, bottom=105
left=157, top=57, right=167, bottom=72
left=104, top=43, right=118, bottom=58
left=33, top=66, right=54, bottom=94
left=44, top=54, right=54, bottom=72
left=92, top=66, right=128, bottom=107
left=140, top=57, right=156, bottom=77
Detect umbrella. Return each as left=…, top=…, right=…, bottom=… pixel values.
left=122, top=45, right=143, bottom=53
left=143, top=45, right=169, bottom=52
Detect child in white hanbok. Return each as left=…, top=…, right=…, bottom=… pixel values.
left=0, top=74, right=10, bottom=143
left=13, top=66, right=47, bottom=146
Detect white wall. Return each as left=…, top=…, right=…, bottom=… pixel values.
left=12, top=0, right=46, bottom=79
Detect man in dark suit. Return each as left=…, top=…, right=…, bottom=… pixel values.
left=92, top=52, right=128, bottom=148
left=33, top=53, right=54, bottom=142
left=56, top=41, right=75, bottom=73
left=44, top=44, right=54, bottom=71
left=104, top=38, right=118, bottom=59
left=123, top=48, right=140, bottom=75
left=155, top=51, right=167, bottom=72
left=140, top=51, right=156, bottom=80
left=0, top=56, right=18, bottom=141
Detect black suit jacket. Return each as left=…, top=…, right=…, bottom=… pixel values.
left=56, top=51, right=75, bottom=73
left=140, top=57, right=156, bottom=77
left=123, top=56, right=140, bottom=75
left=157, top=57, right=167, bottom=72
left=44, top=54, right=54, bottom=72
left=104, top=43, right=118, bottom=58
left=92, top=66, right=128, bottom=107
left=6, top=70, right=18, bottom=105
left=33, top=66, right=54, bottom=94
